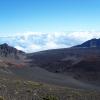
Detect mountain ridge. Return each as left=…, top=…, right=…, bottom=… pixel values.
left=74, top=38, right=100, bottom=48
left=0, top=39, right=100, bottom=90
left=27, top=38, right=100, bottom=88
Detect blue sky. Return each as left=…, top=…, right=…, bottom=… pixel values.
left=0, top=0, right=100, bottom=35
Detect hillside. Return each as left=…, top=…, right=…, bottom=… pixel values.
left=0, top=39, right=100, bottom=99
left=27, top=39, right=100, bottom=87
left=0, top=75, right=100, bottom=100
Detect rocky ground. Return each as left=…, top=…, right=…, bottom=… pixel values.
left=0, top=76, right=100, bottom=100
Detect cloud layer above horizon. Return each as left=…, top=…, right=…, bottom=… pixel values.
left=0, top=31, right=100, bottom=53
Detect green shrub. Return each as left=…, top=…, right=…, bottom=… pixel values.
left=42, top=95, right=58, bottom=100
left=0, top=96, right=4, bottom=100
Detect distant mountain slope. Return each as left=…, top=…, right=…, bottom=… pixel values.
left=75, top=38, right=100, bottom=48
left=0, top=39, right=100, bottom=90
left=0, top=43, right=25, bottom=57
left=0, top=43, right=27, bottom=74
left=27, top=38, right=100, bottom=87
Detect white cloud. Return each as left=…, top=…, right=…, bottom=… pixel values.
left=28, top=44, right=42, bottom=52
left=67, top=31, right=100, bottom=41
left=44, top=41, right=66, bottom=50
left=15, top=46, right=25, bottom=51
left=0, top=31, right=100, bottom=53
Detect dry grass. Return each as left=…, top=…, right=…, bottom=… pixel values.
left=0, top=77, right=100, bottom=100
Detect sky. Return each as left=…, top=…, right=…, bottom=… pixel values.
left=0, top=0, right=100, bottom=34
left=0, top=0, right=100, bottom=52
